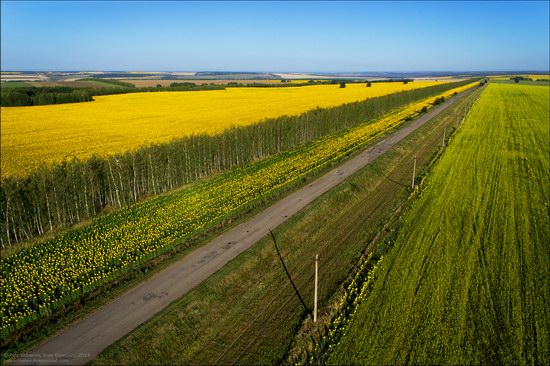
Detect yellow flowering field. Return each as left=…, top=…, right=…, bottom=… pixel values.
left=491, top=74, right=549, bottom=80
left=516, top=74, right=549, bottom=79
left=1, top=81, right=444, bottom=178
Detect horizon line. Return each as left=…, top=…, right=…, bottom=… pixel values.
left=2, top=70, right=549, bottom=74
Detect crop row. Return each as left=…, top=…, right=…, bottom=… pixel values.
left=0, top=82, right=478, bottom=339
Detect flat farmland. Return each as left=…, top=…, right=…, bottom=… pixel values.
left=0, top=80, right=128, bottom=89
left=0, top=82, right=476, bottom=347
left=125, top=79, right=312, bottom=87
left=0, top=82, right=33, bottom=88
left=0, top=74, right=44, bottom=82
left=26, top=80, right=125, bottom=88
left=491, top=74, right=549, bottom=80
left=328, top=83, right=549, bottom=365
left=1, top=81, right=445, bottom=178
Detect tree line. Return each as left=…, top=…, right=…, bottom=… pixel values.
left=0, top=86, right=94, bottom=106
left=0, top=83, right=226, bottom=107
left=0, top=79, right=475, bottom=247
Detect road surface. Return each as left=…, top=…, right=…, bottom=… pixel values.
left=10, top=89, right=472, bottom=365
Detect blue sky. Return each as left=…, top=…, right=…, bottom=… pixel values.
left=1, top=1, right=549, bottom=72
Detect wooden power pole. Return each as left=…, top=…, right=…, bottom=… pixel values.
left=314, top=254, right=319, bottom=322
left=412, top=156, right=417, bottom=189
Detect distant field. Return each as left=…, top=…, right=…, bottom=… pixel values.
left=29, top=80, right=126, bottom=88
left=275, top=73, right=335, bottom=79
left=493, top=79, right=550, bottom=86
left=124, top=79, right=185, bottom=87
left=1, top=79, right=127, bottom=89
left=125, top=79, right=311, bottom=87
left=524, top=73, right=549, bottom=79
left=329, top=83, right=549, bottom=365
left=491, top=74, right=549, bottom=80
left=0, top=81, right=33, bottom=88
left=1, top=81, right=446, bottom=178
left=0, top=74, right=44, bottom=82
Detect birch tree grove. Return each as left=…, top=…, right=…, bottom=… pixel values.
left=0, top=80, right=473, bottom=247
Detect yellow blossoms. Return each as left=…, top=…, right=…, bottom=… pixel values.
left=1, top=81, right=446, bottom=178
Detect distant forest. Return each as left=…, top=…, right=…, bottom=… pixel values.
left=0, top=80, right=224, bottom=107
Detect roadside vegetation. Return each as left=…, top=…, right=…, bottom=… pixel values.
left=326, top=83, right=549, bottom=365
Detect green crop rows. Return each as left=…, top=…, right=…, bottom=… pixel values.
left=329, top=83, right=549, bottom=365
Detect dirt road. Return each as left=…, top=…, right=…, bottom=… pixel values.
left=10, top=90, right=470, bottom=365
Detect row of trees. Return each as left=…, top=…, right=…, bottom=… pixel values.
left=0, top=87, right=93, bottom=106
left=0, top=79, right=475, bottom=247
left=0, top=83, right=226, bottom=107
left=511, top=76, right=532, bottom=82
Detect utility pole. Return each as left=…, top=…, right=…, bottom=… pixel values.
left=412, top=156, right=417, bottom=189
left=314, top=254, right=319, bottom=322
left=442, top=128, right=446, bottom=147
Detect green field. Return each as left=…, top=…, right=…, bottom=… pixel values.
left=328, top=83, right=549, bottom=364
left=0, top=81, right=33, bottom=88
left=91, top=87, right=482, bottom=365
